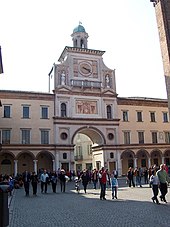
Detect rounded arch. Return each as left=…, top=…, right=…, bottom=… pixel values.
left=0, top=150, right=15, bottom=159
left=16, top=151, right=35, bottom=174
left=121, top=149, right=135, bottom=175
left=16, top=150, right=35, bottom=160
left=0, top=152, right=15, bottom=175
left=71, top=126, right=106, bottom=145
left=150, top=149, right=162, bottom=167
left=136, top=149, right=149, bottom=168
left=136, top=149, right=150, bottom=158
left=163, top=149, right=170, bottom=156
left=120, top=149, right=135, bottom=159
left=36, top=150, right=54, bottom=173
left=36, top=150, right=55, bottom=160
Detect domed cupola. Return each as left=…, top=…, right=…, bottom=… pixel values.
left=71, top=22, right=89, bottom=49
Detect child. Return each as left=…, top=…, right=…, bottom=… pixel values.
left=149, top=170, right=160, bottom=204
left=111, top=173, right=118, bottom=199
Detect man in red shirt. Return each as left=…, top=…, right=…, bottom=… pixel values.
left=99, top=167, right=107, bottom=200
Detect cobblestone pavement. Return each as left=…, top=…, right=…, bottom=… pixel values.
left=8, top=179, right=170, bottom=227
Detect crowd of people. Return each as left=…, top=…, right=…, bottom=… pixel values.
left=0, top=164, right=169, bottom=204
left=127, top=164, right=170, bottom=204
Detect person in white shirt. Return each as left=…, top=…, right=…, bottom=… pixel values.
left=40, top=169, right=49, bottom=193
left=149, top=170, right=160, bottom=204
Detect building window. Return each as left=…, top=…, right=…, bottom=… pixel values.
left=123, top=131, right=131, bottom=144
left=138, top=131, right=144, bottom=144
left=123, top=111, right=128, bottom=122
left=150, top=112, right=156, bottom=122
left=164, top=132, right=170, bottom=144
left=87, top=144, right=92, bottom=155
left=21, top=129, right=30, bottom=144
left=23, top=106, right=30, bottom=119
left=60, top=132, right=68, bottom=140
left=2, top=130, right=10, bottom=144
left=63, top=153, right=67, bottom=159
left=163, top=112, right=168, bottom=122
left=106, top=105, right=112, bottom=119
left=61, top=103, right=67, bottom=117
left=137, top=111, right=142, bottom=122
left=41, top=130, right=49, bottom=144
left=152, top=132, right=158, bottom=144
left=4, top=105, right=11, bottom=118
left=110, top=152, right=114, bottom=159
left=41, top=106, right=48, bottom=119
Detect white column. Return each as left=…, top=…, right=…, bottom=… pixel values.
left=148, top=158, right=151, bottom=168
left=55, top=151, right=60, bottom=171
left=52, top=159, right=55, bottom=171
left=33, top=160, right=38, bottom=174
left=14, top=160, right=18, bottom=177
left=162, top=156, right=165, bottom=164
left=117, top=152, right=122, bottom=176
left=134, top=158, right=137, bottom=168
left=70, top=151, right=74, bottom=170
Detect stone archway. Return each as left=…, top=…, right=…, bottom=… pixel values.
left=17, top=151, right=35, bottom=174
left=72, top=126, right=106, bottom=171
left=136, top=149, right=149, bottom=168
left=121, top=150, right=135, bottom=175
left=150, top=149, right=162, bottom=168
left=0, top=151, right=15, bottom=175
left=36, top=151, right=54, bottom=174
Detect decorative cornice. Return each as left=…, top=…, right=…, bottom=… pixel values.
left=58, top=46, right=105, bottom=62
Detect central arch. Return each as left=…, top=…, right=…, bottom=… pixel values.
left=71, top=126, right=106, bottom=145
left=72, top=126, right=106, bottom=172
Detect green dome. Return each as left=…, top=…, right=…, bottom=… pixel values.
left=73, top=24, right=86, bottom=33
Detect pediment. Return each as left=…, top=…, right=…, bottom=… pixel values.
left=101, top=89, right=117, bottom=96
left=56, top=86, right=72, bottom=92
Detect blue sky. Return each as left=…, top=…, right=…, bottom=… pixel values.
left=0, top=0, right=167, bottom=98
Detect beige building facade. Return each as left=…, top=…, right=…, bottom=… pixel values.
left=0, top=24, right=170, bottom=176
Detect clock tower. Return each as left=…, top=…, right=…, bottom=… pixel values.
left=53, top=24, right=120, bottom=174
left=150, top=0, right=170, bottom=112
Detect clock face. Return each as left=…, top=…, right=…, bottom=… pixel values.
left=79, top=62, right=92, bottom=76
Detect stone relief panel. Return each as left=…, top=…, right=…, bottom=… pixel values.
left=76, top=100, right=97, bottom=114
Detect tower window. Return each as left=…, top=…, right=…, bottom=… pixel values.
left=61, top=103, right=67, bottom=117
left=63, top=153, right=67, bottom=159
left=106, top=105, right=112, bottom=119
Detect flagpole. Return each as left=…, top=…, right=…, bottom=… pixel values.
left=48, top=74, right=50, bottom=93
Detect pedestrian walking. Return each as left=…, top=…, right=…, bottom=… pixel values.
left=81, top=170, right=89, bottom=193
left=30, top=171, right=39, bottom=195
left=111, top=173, right=118, bottom=199
left=22, top=170, right=31, bottom=196
left=91, top=169, right=98, bottom=189
left=40, top=169, right=49, bottom=193
left=149, top=170, right=160, bottom=204
left=99, top=167, right=107, bottom=200
left=127, top=167, right=135, bottom=187
left=51, top=171, right=58, bottom=193
left=59, top=169, right=66, bottom=192
left=156, top=164, right=170, bottom=203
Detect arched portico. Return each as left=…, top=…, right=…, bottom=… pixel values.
left=136, top=149, right=150, bottom=168
left=0, top=151, right=15, bottom=175
left=72, top=126, right=107, bottom=172
left=36, top=151, right=54, bottom=174
left=16, top=151, right=35, bottom=174
left=71, top=126, right=106, bottom=145
left=121, top=150, right=135, bottom=175
left=150, top=149, right=162, bottom=167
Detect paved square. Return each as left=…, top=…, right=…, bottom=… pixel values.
left=9, top=180, right=170, bottom=227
